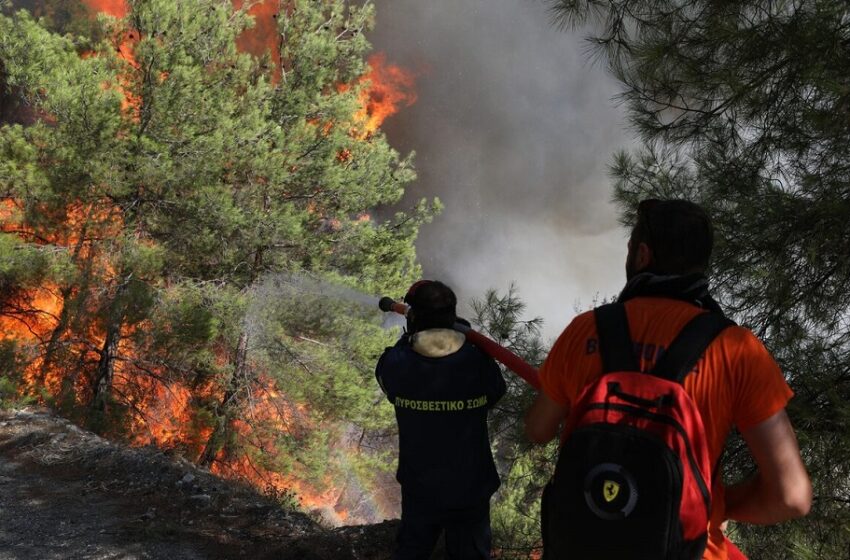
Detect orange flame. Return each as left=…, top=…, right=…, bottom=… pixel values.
left=83, top=0, right=128, bottom=17
left=204, top=374, right=350, bottom=524
left=340, top=53, right=418, bottom=137
left=1, top=198, right=123, bottom=403
left=116, top=355, right=352, bottom=522
left=212, top=454, right=349, bottom=524
left=233, top=0, right=281, bottom=82
left=80, top=1, right=139, bottom=118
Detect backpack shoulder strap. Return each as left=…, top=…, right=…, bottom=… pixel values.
left=594, top=303, right=639, bottom=374
left=651, top=312, right=735, bottom=383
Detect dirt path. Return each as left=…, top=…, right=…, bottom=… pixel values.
left=0, top=408, right=398, bottom=560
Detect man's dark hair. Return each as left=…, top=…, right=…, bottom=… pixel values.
left=404, top=280, right=457, bottom=332
left=630, top=199, right=713, bottom=275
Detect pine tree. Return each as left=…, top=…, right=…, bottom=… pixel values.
left=470, top=286, right=553, bottom=559
left=0, top=0, right=435, bottom=509
left=552, top=0, right=850, bottom=556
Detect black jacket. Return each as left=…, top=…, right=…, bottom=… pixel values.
left=376, top=328, right=506, bottom=513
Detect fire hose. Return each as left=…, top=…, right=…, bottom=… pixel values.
left=378, top=296, right=753, bottom=558
left=379, top=297, right=540, bottom=390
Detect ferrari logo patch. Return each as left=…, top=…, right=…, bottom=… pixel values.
left=603, top=481, right=620, bottom=502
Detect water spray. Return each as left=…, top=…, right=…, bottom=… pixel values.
left=378, top=297, right=540, bottom=390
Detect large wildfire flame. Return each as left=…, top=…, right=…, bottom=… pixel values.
left=348, top=53, right=418, bottom=136
left=2, top=0, right=413, bottom=526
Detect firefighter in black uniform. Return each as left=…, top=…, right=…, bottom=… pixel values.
left=376, top=280, right=506, bottom=560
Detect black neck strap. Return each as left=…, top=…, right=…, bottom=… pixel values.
left=594, top=303, right=734, bottom=383
left=595, top=303, right=639, bottom=373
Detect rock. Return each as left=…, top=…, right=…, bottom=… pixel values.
left=190, top=494, right=212, bottom=504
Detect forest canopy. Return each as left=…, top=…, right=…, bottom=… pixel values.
left=0, top=0, right=437, bottom=523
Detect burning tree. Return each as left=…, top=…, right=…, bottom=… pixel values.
left=0, top=0, right=435, bottom=522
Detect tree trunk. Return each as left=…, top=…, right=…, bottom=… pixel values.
left=197, top=330, right=250, bottom=468
left=37, top=221, right=93, bottom=387
left=89, top=271, right=136, bottom=415
left=36, top=287, right=76, bottom=390
left=91, top=322, right=121, bottom=413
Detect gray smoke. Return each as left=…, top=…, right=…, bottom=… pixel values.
left=369, top=0, right=631, bottom=337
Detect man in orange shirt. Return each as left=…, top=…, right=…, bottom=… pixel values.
left=525, top=199, right=811, bottom=559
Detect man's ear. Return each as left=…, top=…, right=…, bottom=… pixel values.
left=634, top=242, right=653, bottom=271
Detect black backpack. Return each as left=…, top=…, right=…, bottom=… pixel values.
left=542, top=303, right=732, bottom=560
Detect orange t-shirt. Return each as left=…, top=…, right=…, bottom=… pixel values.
left=539, top=297, right=793, bottom=560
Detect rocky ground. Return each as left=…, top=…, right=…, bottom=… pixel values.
left=0, top=407, right=403, bottom=560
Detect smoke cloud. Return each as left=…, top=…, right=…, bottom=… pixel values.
left=369, top=0, right=631, bottom=338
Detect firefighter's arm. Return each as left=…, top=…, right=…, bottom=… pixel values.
left=485, top=357, right=507, bottom=408
left=374, top=348, right=395, bottom=403
left=724, top=409, right=812, bottom=524
left=524, top=392, right=569, bottom=444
